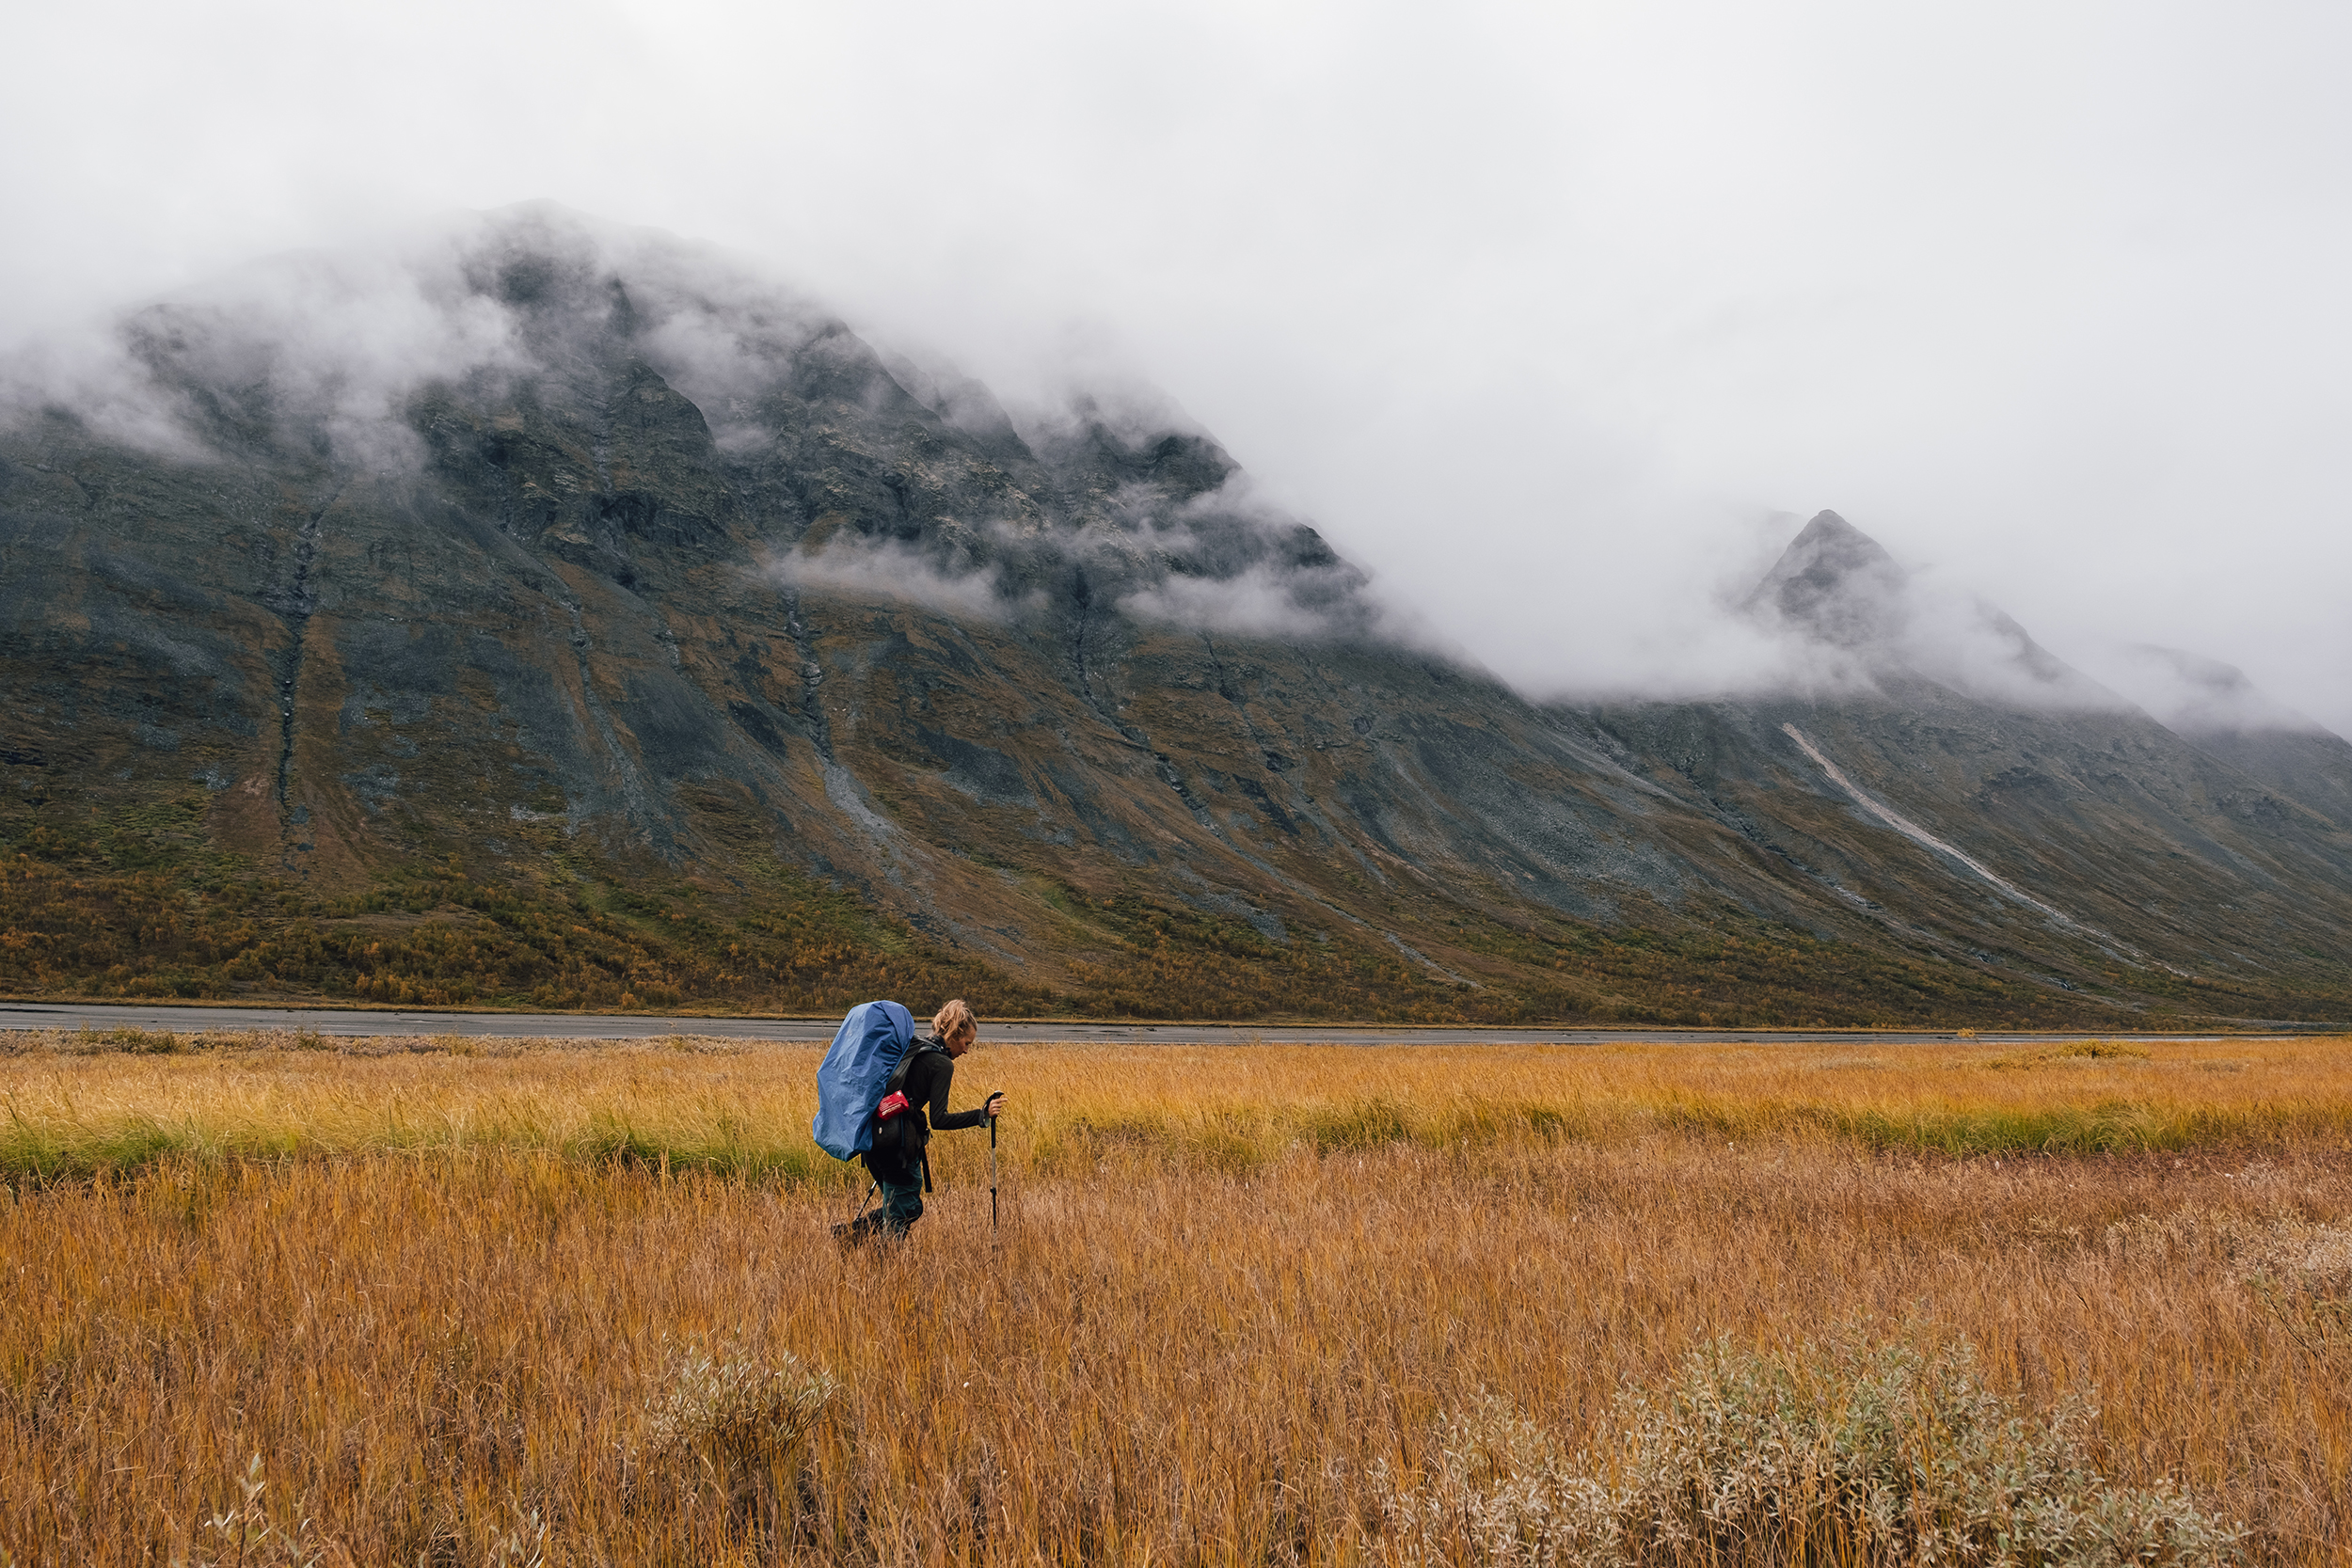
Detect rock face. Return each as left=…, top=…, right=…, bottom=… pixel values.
left=2, top=207, right=2346, bottom=1023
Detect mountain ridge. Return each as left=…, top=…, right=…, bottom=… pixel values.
left=2, top=208, right=2345, bottom=1025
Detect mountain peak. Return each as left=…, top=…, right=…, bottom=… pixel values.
left=1788, top=508, right=1877, bottom=549
left=1746, top=509, right=1907, bottom=647
left=1741, top=510, right=2116, bottom=707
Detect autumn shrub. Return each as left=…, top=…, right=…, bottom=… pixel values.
left=643, top=1337, right=836, bottom=1471
left=1382, top=1338, right=2245, bottom=1567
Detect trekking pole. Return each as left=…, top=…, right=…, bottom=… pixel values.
left=831, top=1179, right=880, bottom=1246
left=989, top=1105, right=999, bottom=1233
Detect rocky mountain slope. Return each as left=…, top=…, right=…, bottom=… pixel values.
left=2, top=208, right=2344, bottom=1024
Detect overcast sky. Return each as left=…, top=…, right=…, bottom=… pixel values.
left=7, top=0, right=2347, bottom=732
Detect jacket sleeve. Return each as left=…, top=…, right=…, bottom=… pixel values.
left=921, top=1054, right=991, bottom=1132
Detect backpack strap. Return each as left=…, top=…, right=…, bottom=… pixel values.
left=885, top=1038, right=946, bottom=1097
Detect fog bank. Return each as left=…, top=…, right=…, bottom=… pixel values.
left=4, top=0, right=2345, bottom=731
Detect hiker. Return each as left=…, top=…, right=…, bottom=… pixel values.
left=842, top=999, right=1005, bottom=1242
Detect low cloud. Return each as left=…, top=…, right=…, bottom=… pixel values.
left=0, top=207, right=844, bottom=473
left=766, top=535, right=1028, bottom=624
left=1101, top=471, right=1384, bottom=641
left=1120, top=561, right=1342, bottom=639
left=1889, top=579, right=2121, bottom=711
left=1728, top=511, right=2132, bottom=712
left=3, top=230, right=531, bottom=470
left=2073, top=642, right=2325, bottom=736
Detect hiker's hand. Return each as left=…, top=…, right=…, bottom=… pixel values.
left=984, top=1092, right=1006, bottom=1119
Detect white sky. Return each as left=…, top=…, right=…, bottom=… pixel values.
left=7, top=0, right=2347, bottom=732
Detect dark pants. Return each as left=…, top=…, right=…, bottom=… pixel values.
left=875, top=1171, right=924, bottom=1235
left=839, top=1163, right=925, bottom=1243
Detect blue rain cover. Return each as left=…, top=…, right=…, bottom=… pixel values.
left=811, top=1000, right=915, bottom=1160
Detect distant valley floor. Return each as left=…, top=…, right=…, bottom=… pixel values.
left=0, top=999, right=2302, bottom=1047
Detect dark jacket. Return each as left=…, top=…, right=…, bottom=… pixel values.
left=862, top=1036, right=987, bottom=1181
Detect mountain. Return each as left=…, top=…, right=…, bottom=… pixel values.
left=2086, top=643, right=2352, bottom=830
left=2, top=207, right=2345, bottom=1025
left=1587, top=519, right=2352, bottom=1020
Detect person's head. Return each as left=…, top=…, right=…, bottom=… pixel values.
left=932, top=999, right=977, bottom=1056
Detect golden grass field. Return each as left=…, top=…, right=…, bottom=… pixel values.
left=6, top=1027, right=2352, bottom=1564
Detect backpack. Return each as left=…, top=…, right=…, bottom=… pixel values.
left=866, top=1038, right=948, bottom=1175
left=810, top=1000, right=916, bottom=1160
